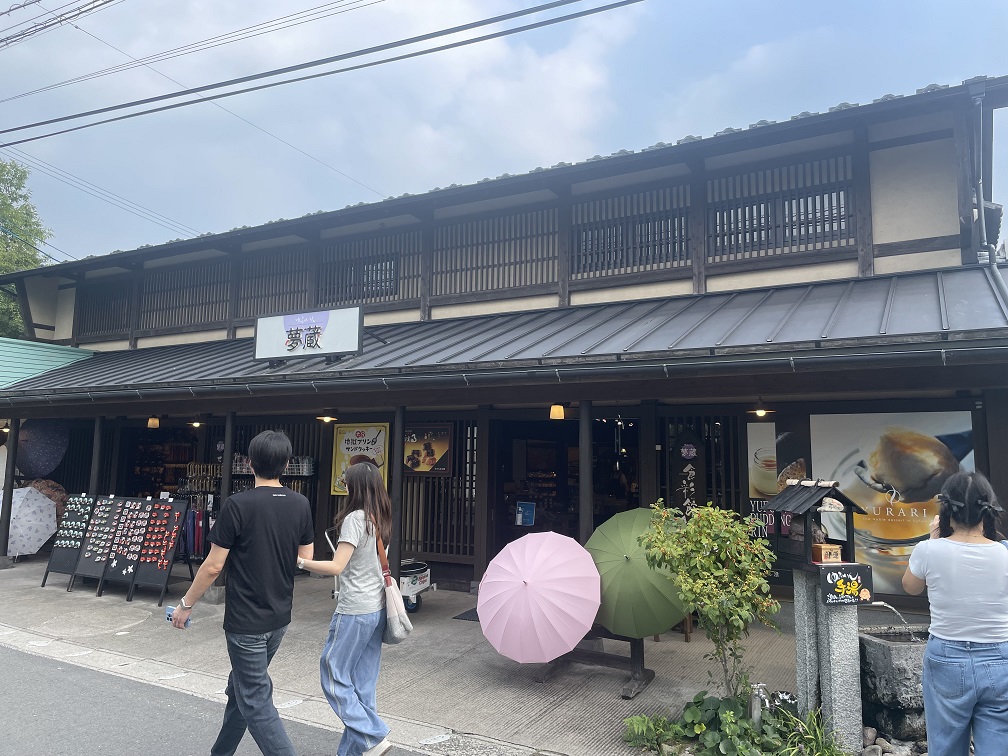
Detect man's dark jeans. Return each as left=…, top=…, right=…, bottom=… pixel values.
left=210, top=625, right=297, bottom=756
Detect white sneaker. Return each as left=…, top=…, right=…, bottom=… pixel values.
left=362, top=737, right=392, bottom=756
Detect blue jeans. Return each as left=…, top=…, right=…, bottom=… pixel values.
left=922, top=636, right=1008, bottom=756
left=211, top=626, right=297, bottom=756
left=321, top=609, right=389, bottom=756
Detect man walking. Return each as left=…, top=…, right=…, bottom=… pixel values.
left=172, top=430, right=315, bottom=756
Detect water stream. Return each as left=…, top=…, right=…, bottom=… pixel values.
left=868, top=601, right=923, bottom=643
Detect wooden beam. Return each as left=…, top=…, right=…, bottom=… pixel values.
left=473, top=404, right=491, bottom=580
left=389, top=406, right=405, bottom=581
left=873, top=235, right=961, bottom=257
left=127, top=275, right=140, bottom=349
left=556, top=190, right=572, bottom=308
left=954, top=104, right=978, bottom=265
left=853, top=124, right=875, bottom=277
left=88, top=416, right=104, bottom=495
left=14, top=280, right=34, bottom=339
left=314, top=419, right=335, bottom=558
left=982, top=390, right=1008, bottom=532
left=226, top=256, right=241, bottom=339
left=578, top=400, right=593, bottom=544
left=688, top=163, right=707, bottom=295
left=419, top=222, right=434, bottom=321
left=638, top=399, right=658, bottom=509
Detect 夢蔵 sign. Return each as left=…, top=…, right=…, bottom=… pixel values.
left=820, top=563, right=874, bottom=606
left=254, top=307, right=363, bottom=361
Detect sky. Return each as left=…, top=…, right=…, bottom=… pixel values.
left=2, top=0, right=1008, bottom=262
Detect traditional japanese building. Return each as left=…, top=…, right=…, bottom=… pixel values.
left=2, top=75, right=1007, bottom=599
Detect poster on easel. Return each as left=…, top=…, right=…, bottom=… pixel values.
left=72, top=497, right=125, bottom=591
left=97, top=498, right=156, bottom=600
left=43, top=494, right=95, bottom=589
left=131, top=497, right=190, bottom=606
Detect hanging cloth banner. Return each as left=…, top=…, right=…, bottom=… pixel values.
left=670, top=427, right=707, bottom=516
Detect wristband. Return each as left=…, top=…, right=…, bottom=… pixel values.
left=297, top=557, right=306, bottom=570
left=179, top=596, right=193, bottom=610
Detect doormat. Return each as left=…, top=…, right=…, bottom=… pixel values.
left=453, top=608, right=480, bottom=622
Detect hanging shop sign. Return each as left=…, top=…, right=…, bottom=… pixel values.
left=331, top=423, right=389, bottom=495
left=403, top=424, right=453, bottom=476
left=669, top=427, right=707, bottom=517
left=820, top=563, right=874, bottom=606
left=254, top=306, right=363, bottom=361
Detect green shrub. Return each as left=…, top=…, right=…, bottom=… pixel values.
left=774, top=708, right=847, bottom=756
left=639, top=501, right=780, bottom=699
left=623, top=713, right=679, bottom=751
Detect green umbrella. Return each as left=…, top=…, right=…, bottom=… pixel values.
left=585, top=508, right=686, bottom=639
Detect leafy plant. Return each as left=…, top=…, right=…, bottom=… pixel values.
left=774, top=708, right=846, bottom=756
left=675, top=692, right=786, bottom=756
left=639, top=500, right=780, bottom=699
left=623, top=713, right=679, bottom=751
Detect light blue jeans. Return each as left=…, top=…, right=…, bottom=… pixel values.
left=922, top=635, right=1008, bottom=756
left=321, top=608, right=389, bottom=756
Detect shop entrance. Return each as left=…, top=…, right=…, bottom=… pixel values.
left=491, top=416, right=640, bottom=558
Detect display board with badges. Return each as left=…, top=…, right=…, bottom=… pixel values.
left=42, top=495, right=95, bottom=590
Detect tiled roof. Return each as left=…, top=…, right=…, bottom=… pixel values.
left=4, top=265, right=1007, bottom=399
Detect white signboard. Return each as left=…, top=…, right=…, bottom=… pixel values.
left=254, top=307, right=363, bottom=361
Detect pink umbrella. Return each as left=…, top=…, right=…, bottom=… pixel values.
left=477, top=531, right=600, bottom=664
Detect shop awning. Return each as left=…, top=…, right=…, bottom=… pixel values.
left=4, top=265, right=1008, bottom=403
left=0, top=337, right=91, bottom=388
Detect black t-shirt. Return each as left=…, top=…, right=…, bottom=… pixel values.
left=209, top=486, right=315, bottom=635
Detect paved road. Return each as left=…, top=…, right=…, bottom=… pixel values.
left=0, top=645, right=424, bottom=756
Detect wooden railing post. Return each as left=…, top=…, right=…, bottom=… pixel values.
left=688, top=161, right=707, bottom=295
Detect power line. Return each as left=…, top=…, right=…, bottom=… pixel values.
left=1, top=0, right=597, bottom=136
left=3, top=0, right=386, bottom=103
left=1, top=0, right=44, bottom=18
left=0, top=220, right=69, bottom=263
left=0, top=0, right=119, bottom=49
left=40, top=1, right=387, bottom=197
left=2, top=147, right=202, bottom=237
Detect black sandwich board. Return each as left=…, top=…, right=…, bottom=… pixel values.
left=131, top=497, right=191, bottom=606
left=97, top=497, right=157, bottom=601
left=42, top=494, right=95, bottom=590
left=71, top=496, right=124, bottom=592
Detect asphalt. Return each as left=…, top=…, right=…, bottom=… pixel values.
left=0, top=557, right=930, bottom=756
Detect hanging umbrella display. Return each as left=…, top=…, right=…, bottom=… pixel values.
left=7, top=486, right=57, bottom=556
left=585, top=508, right=686, bottom=639
left=16, top=419, right=70, bottom=478
left=477, top=531, right=600, bottom=664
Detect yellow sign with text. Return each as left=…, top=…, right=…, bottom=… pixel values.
left=330, top=423, right=389, bottom=496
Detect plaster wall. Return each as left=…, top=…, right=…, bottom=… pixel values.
left=870, top=139, right=959, bottom=245
left=431, top=295, right=558, bottom=320
left=874, top=249, right=961, bottom=275
left=570, top=278, right=692, bottom=305
left=135, top=329, right=229, bottom=349
left=706, top=261, right=858, bottom=293
left=54, top=288, right=75, bottom=341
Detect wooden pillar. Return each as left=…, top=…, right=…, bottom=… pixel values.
left=107, top=419, right=123, bottom=495
left=314, top=420, right=335, bottom=557
left=420, top=221, right=434, bottom=321
left=389, top=406, right=405, bottom=581
left=853, top=124, right=875, bottom=277
left=639, top=400, right=658, bottom=509
left=88, top=416, right=104, bottom=496
left=688, top=162, right=707, bottom=295
left=214, top=411, right=236, bottom=589
left=474, top=404, right=491, bottom=580
left=982, top=390, right=1008, bottom=534
left=556, top=188, right=572, bottom=308
left=127, top=275, right=140, bottom=349
left=226, top=253, right=242, bottom=339
left=954, top=105, right=979, bottom=265
left=578, top=401, right=593, bottom=544
left=0, top=418, right=21, bottom=560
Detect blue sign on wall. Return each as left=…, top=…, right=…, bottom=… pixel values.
left=516, top=501, right=536, bottom=526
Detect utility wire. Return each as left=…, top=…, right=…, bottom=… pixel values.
left=3, top=0, right=385, bottom=102
left=0, top=0, right=75, bottom=30
left=1, top=0, right=603, bottom=137
left=1, top=0, right=44, bottom=18
left=2, top=146, right=202, bottom=237
left=0, top=220, right=71, bottom=262
left=40, top=1, right=387, bottom=197
left=0, top=0, right=119, bottom=49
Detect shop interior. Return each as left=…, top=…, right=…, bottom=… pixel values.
left=492, top=416, right=640, bottom=556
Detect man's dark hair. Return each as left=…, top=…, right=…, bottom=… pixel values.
left=247, top=430, right=292, bottom=480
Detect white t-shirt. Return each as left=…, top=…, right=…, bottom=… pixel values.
left=908, top=538, right=1008, bottom=643
left=335, top=509, right=386, bottom=616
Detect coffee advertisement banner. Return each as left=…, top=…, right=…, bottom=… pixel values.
left=810, top=411, right=973, bottom=595
left=330, top=424, right=390, bottom=496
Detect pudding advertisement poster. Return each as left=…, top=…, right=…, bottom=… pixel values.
left=330, top=424, right=390, bottom=496
left=810, top=412, right=973, bottom=595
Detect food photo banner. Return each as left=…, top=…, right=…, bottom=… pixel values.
left=810, top=411, right=973, bottom=596
left=403, top=424, right=453, bottom=476
left=331, top=423, right=390, bottom=495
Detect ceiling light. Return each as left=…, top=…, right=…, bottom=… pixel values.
left=1, top=421, right=9, bottom=434
left=748, top=397, right=774, bottom=418
left=147, top=416, right=160, bottom=429
left=549, top=403, right=565, bottom=421
left=316, top=411, right=338, bottom=423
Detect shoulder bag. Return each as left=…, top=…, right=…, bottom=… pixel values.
left=377, top=533, right=413, bottom=644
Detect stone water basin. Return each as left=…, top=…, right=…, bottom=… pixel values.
left=859, top=625, right=928, bottom=741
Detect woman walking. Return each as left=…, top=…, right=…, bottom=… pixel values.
left=902, top=470, right=1008, bottom=756
left=299, top=462, right=393, bottom=756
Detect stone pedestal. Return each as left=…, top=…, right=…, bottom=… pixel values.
left=793, top=570, right=820, bottom=714
left=817, top=603, right=862, bottom=754
left=793, top=569, right=864, bottom=755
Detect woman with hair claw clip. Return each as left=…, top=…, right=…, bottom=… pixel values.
left=902, top=470, right=1008, bottom=756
